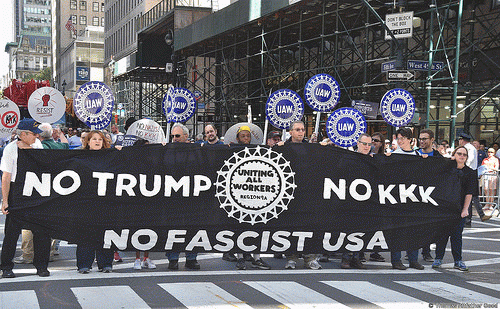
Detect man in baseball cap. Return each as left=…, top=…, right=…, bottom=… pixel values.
left=0, top=118, right=51, bottom=278
left=266, top=131, right=281, bottom=147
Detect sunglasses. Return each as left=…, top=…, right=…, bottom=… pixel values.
left=171, top=134, right=182, bottom=138
left=372, top=139, right=381, bottom=143
left=455, top=152, right=468, bottom=157
left=359, top=141, right=372, bottom=146
left=419, top=137, right=430, bottom=141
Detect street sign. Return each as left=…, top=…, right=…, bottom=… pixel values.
left=385, top=11, right=413, bottom=40
left=407, top=60, right=444, bottom=71
left=381, top=61, right=396, bottom=72
left=387, top=70, right=415, bottom=81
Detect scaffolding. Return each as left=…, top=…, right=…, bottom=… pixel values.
left=169, top=0, right=500, bottom=143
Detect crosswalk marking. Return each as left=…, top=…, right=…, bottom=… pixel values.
left=71, top=286, right=150, bottom=309
left=468, top=281, right=500, bottom=292
left=158, top=282, right=253, bottom=309
left=244, top=281, right=349, bottom=309
left=0, top=290, right=39, bottom=309
left=395, top=281, right=500, bottom=303
left=322, top=281, right=426, bottom=309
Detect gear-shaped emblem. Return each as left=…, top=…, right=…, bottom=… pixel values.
left=215, top=146, right=296, bottom=225
left=326, top=107, right=367, bottom=148
left=73, top=81, right=114, bottom=130
left=163, top=87, right=196, bottom=123
left=304, top=73, right=340, bottom=112
left=266, top=89, right=304, bottom=130
left=380, top=88, right=415, bottom=127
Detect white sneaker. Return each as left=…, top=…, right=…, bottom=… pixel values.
left=141, top=258, right=156, bottom=269
left=133, top=258, right=142, bottom=270
left=285, top=260, right=296, bottom=269
left=305, top=259, right=322, bottom=270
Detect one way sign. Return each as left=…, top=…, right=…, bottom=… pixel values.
left=387, top=70, right=415, bottom=81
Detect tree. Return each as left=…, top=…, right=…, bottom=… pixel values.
left=22, top=67, right=52, bottom=83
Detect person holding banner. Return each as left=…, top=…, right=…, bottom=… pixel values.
left=166, top=123, right=201, bottom=270
left=280, top=121, right=322, bottom=270
left=432, top=146, right=476, bottom=271
left=386, top=127, right=425, bottom=271
left=202, top=124, right=223, bottom=145
left=76, top=130, right=115, bottom=274
left=0, top=119, right=52, bottom=278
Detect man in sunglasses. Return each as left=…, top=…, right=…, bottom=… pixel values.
left=166, top=123, right=201, bottom=270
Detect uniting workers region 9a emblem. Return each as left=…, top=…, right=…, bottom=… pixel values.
left=380, top=88, right=415, bottom=127
left=73, top=81, right=114, bottom=130
left=215, top=146, right=296, bottom=225
left=304, top=73, right=340, bottom=112
left=266, top=89, right=304, bottom=130
left=326, top=107, right=367, bottom=148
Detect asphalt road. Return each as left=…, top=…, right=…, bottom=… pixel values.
left=0, top=214, right=499, bottom=309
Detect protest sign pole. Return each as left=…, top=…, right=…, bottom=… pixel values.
left=314, top=112, right=321, bottom=134
left=262, top=119, right=269, bottom=145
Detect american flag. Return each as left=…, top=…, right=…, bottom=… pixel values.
left=65, top=16, right=77, bottom=36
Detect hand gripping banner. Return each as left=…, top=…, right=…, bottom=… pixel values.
left=10, top=144, right=462, bottom=254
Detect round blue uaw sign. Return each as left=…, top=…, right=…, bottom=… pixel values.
left=266, top=89, right=304, bottom=130
left=326, top=107, right=367, bottom=148
left=304, top=73, right=340, bottom=112
left=163, top=87, right=196, bottom=123
left=73, top=81, right=114, bottom=129
left=380, top=88, right=415, bottom=127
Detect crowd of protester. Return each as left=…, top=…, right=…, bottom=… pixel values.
left=0, top=117, right=498, bottom=278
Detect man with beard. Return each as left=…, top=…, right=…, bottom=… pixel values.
left=202, top=124, right=223, bottom=145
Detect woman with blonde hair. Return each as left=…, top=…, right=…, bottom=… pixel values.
left=76, top=130, right=114, bottom=274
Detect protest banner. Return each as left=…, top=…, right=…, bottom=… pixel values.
left=11, top=144, right=460, bottom=253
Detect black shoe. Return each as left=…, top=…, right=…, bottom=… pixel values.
left=185, top=260, right=200, bottom=270
left=359, top=253, right=366, bottom=263
left=422, top=253, right=434, bottom=262
left=350, top=259, right=366, bottom=269
left=222, top=253, right=237, bottom=262
left=409, top=261, right=424, bottom=270
left=168, top=259, right=179, bottom=270
left=2, top=270, right=15, bottom=278
left=392, top=261, right=407, bottom=270
left=369, top=253, right=385, bottom=262
left=243, top=253, right=254, bottom=262
left=251, top=258, right=271, bottom=270
left=37, top=268, right=50, bottom=277
left=236, top=258, right=246, bottom=270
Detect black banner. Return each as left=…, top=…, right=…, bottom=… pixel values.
left=10, top=144, right=462, bottom=253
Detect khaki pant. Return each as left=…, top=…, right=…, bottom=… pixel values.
left=21, top=230, right=57, bottom=260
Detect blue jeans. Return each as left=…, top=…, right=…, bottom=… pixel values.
left=435, top=217, right=466, bottom=262
left=76, top=246, right=114, bottom=270
left=166, top=252, right=197, bottom=261
left=391, top=250, right=418, bottom=264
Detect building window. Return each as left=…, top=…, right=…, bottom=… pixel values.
left=92, top=2, right=98, bottom=11
left=80, top=0, right=86, bottom=10
left=101, top=2, right=104, bottom=11
left=70, top=0, right=77, bottom=9
left=101, top=17, right=104, bottom=27
left=71, top=15, right=77, bottom=24
left=80, top=15, right=87, bottom=25
left=92, top=16, right=99, bottom=26
left=43, top=57, right=47, bottom=65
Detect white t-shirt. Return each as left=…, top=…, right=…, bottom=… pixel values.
left=0, top=139, right=43, bottom=181
left=393, top=148, right=420, bottom=156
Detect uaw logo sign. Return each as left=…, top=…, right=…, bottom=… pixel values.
left=162, top=87, right=196, bottom=123
left=0, top=99, right=20, bottom=138
left=74, top=81, right=114, bottom=129
left=215, top=146, right=296, bottom=225
left=28, top=87, right=66, bottom=124
left=380, top=88, right=415, bottom=127
left=326, top=108, right=367, bottom=148
left=266, top=89, right=304, bottom=130
left=304, top=73, right=340, bottom=112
